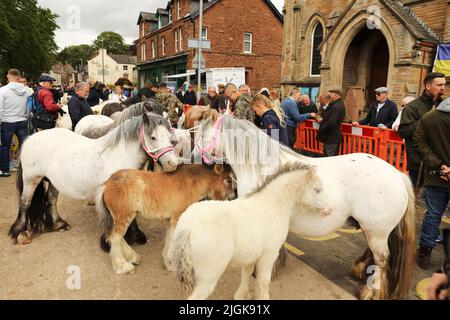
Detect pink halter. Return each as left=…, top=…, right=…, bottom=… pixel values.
left=195, top=115, right=225, bottom=165
left=140, top=127, right=174, bottom=164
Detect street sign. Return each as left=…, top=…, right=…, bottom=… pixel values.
left=192, top=52, right=206, bottom=69
left=188, top=38, right=211, bottom=50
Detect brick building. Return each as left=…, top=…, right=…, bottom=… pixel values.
left=136, top=0, right=283, bottom=92
left=281, top=0, right=450, bottom=108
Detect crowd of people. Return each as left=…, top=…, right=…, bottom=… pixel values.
left=0, top=67, right=449, bottom=299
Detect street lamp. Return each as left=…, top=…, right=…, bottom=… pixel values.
left=101, top=39, right=105, bottom=84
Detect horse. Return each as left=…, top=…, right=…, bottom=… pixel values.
left=182, top=105, right=220, bottom=130
left=74, top=101, right=166, bottom=139
left=55, top=104, right=72, bottom=130
left=169, top=162, right=328, bottom=300
left=101, top=102, right=126, bottom=117
left=97, top=164, right=236, bottom=275
left=9, top=113, right=180, bottom=245
left=193, top=115, right=416, bottom=300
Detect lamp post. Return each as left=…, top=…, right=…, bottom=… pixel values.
left=79, top=58, right=83, bottom=82
left=197, top=0, right=203, bottom=101
left=101, top=39, right=105, bottom=84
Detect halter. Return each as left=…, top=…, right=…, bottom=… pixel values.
left=140, top=126, right=174, bottom=164
left=195, top=115, right=225, bottom=165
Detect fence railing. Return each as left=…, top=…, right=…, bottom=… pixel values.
left=294, top=120, right=408, bottom=173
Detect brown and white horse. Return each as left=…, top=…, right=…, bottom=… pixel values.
left=97, top=164, right=236, bottom=274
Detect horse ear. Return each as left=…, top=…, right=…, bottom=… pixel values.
left=142, top=113, right=150, bottom=125
left=213, top=164, right=224, bottom=175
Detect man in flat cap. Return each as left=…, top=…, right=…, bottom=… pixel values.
left=217, top=84, right=227, bottom=112
left=32, top=74, right=63, bottom=130
left=316, top=88, right=346, bottom=157
left=353, top=87, right=398, bottom=129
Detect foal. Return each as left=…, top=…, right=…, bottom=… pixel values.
left=97, top=164, right=235, bottom=274
left=169, top=163, right=331, bottom=300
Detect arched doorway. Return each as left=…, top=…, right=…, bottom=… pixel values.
left=342, top=28, right=390, bottom=106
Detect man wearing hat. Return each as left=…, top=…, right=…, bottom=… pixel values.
left=33, top=74, right=62, bottom=130
left=352, top=87, right=398, bottom=129
left=217, top=84, right=227, bottom=112
left=316, top=88, right=346, bottom=157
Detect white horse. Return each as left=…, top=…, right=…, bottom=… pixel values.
left=191, top=115, right=416, bottom=300
left=9, top=113, right=180, bottom=245
left=74, top=101, right=166, bottom=139
left=55, top=104, right=72, bottom=130
left=170, top=163, right=326, bottom=300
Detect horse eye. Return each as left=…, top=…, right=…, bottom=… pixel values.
left=314, top=188, right=321, bottom=194
left=151, top=135, right=156, bottom=140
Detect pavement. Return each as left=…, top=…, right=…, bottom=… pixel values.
left=0, top=173, right=354, bottom=300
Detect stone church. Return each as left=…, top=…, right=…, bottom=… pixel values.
left=280, top=0, right=450, bottom=110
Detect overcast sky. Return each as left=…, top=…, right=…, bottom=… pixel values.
left=37, top=0, right=285, bottom=50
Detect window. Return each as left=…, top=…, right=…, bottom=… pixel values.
left=141, top=24, right=144, bottom=38
left=179, top=28, right=183, bottom=51
left=174, top=30, right=179, bottom=52
left=151, top=40, right=155, bottom=59
left=311, top=23, right=324, bottom=76
left=158, top=15, right=162, bottom=29
left=141, top=42, right=146, bottom=61
left=177, top=0, right=181, bottom=19
left=243, top=32, right=252, bottom=54
left=201, top=27, right=208, bottom=40
left=168, top=7, right=172, bottom=23
left=162, top=37, right=166, bottom=56
left=123, top=65, right=128, bottom=71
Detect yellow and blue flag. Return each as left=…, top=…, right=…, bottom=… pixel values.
left=433, top=44, right=450, bottom=76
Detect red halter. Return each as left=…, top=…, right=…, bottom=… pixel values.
left=140, top=126, right=174, bottom=164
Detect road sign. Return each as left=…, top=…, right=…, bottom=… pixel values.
left=188, top=38, right=211, bottom=50
left=192, top=52, right=206, bottom=69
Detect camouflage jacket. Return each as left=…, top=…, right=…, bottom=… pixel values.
left=156, top=92, right=183, bottom=126
left=233, top=94, right=254, bottom=122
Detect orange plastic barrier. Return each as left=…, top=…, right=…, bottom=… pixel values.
left=295, top=120, right=408, bottom=173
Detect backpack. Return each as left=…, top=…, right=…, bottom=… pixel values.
left=27, top=87, right=45, bottom=114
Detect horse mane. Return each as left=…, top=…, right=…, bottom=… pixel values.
left=119, top=100, right=165, bottom=124
left=103, top=112, right=171, bottom=148
left=245, top=161, right=313, bottom=198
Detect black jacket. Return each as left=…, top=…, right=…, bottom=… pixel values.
left=298, top=102, right=318, bottom=115
left=184, top=91, right=197, bottom=105
left=316, top=99, right=346, bottom=145
left=359, top=99, right=398, bottom=128
left=176, top=91, right=185, bottom=104
left=87, top=88, right=109, bottom=106
left=398, top=92, right=442, bottom=171
left=68, top=94, right=94, bottom=131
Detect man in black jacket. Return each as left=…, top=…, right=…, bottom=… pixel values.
left=353, top=87, right=398, bottom=129
left=398, top=72, right=446, bottom=188
left=87, top=81, right=109, bottom=106
left=316, top=88, right=346, bottom=157
left=68, top=82, right=93, bottom=131
left=183, top=85, right=197, bottom=105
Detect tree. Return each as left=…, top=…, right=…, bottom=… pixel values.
left=57, top=45, right=97, bottom=69
left=0, top=0, right=58, bottom=82
left=93, top=31, right=129, bottom=55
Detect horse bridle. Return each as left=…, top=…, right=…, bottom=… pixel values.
left=195, top=115, right=226, bottom=165
left=140, top=126, right=175, bottom=164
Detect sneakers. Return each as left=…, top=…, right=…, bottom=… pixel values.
left=436, top=233, right=444, bottom=244
left=0, top=172, right=11, bottom=177
left=416, top=245, right=433, bottom=270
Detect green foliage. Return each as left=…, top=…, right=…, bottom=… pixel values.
left=0, top=0, right=59, bottom=82
left=93, top=31, right=129, bottom=55
left=57, top=45, right=97, bottom=69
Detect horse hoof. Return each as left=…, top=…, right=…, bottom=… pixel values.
left=113, top=261, right=137, bottom=275
left=350, top=262, right=367, bottom=281
left=17, top=231, right=32, bottom=245
left=54, top=220, right=71, bottom=232
left=86, top=202, right=95, bottom=206
left=357, top=285, right=375, bottom=300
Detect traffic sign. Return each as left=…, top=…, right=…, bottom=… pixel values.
left=188, top=38, right=211, bottom=50
left=192, top=52, right=206, bottom=69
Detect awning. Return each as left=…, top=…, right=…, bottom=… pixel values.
left=162, top=71, right=196, bottom=79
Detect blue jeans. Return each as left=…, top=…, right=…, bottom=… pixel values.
left=420, top=186, right=450, bottom=248
left=0, top=121, right=28, bottom=173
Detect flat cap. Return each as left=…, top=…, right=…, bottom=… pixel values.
left=218, top=84, right=225, bottom=88
left=375, top=87, right=389, bottom=93
left=38, top=74, right=56, bottom=83
left=329, top=88, right=344, bottom=96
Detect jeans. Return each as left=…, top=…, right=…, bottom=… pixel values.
left=287, top=126, right=297, bottom=150
left=323, top=143, right=340, bottom=157
left=0, top=121, right=28, bottom=173
left=420, top=186, right=450, bottom=248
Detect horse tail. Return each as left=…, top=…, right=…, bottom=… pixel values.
left=96, top=187, right=113, bottom=253
left=173, top=229, right=195, bottom=295
left=387, top=173, right=416, bottom=299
